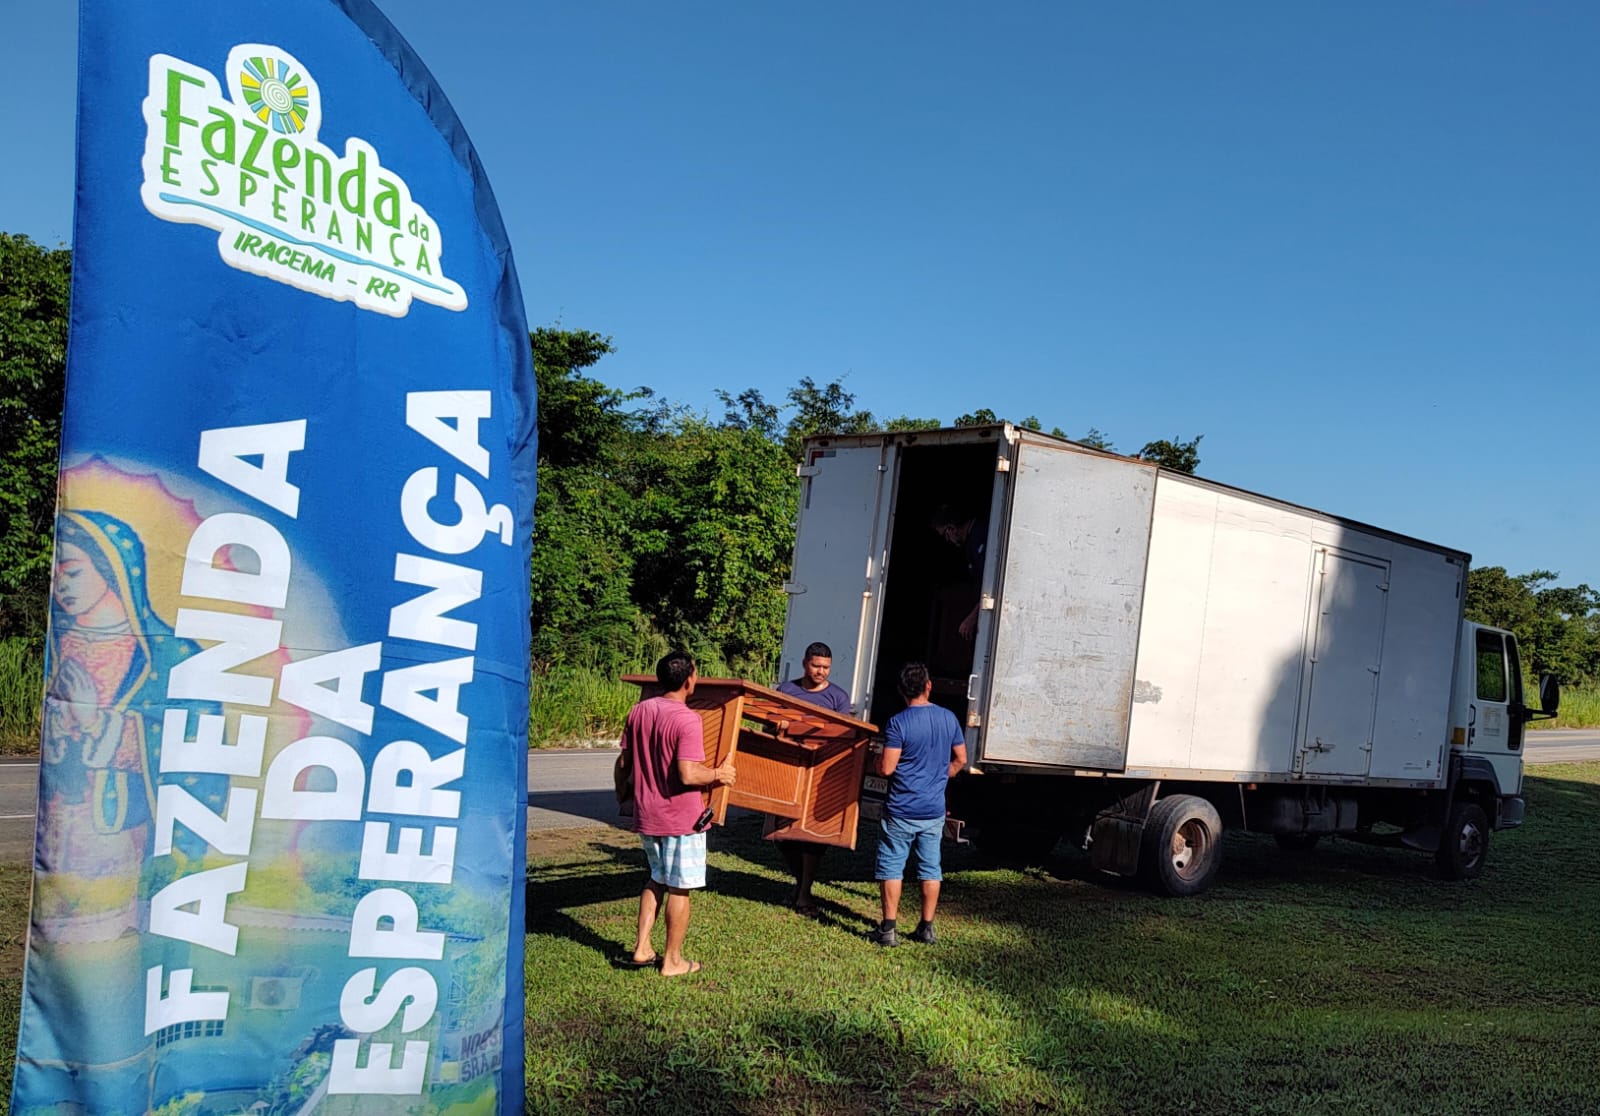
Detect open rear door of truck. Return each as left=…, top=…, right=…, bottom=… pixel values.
left=780, top=440, right=896, bottom=713
left=979, top=436, right=1157, bottom=770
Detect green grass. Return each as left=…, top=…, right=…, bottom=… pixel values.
left=0, top=640, right=42, bottom=755
left=0, top=863, right=30, bottom=1114
left=524, top=765, right=1600, bottom=1114
left=529, top=664, right=640, bottom=747
left=1533, top=679, right=1600, bottom=730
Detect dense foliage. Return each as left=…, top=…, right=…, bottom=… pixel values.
left=1466, top=567, right=1600, bottom=686
left=0, top=234, right=70, bottom=640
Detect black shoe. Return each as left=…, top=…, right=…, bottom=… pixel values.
left=908, top=924, right=936, bottom=945
left=867, top=926, right=899, bottom=948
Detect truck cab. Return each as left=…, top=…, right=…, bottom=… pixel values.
left=1449, top=622, right=1545, bottom=835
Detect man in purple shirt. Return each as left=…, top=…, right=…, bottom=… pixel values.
left=774, top=641, right=850, bottom=915
left=615, top=651, right=737, bottom=976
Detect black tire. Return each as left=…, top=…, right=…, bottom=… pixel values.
left=1140, top=794, right=1224, bottom=897
left=1274, top=833, right=1321, bottom=852
left=1435, top=801, right=1490, bottom=880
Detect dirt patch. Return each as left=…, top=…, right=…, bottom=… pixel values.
left=529, top=824, right=631, bottom=860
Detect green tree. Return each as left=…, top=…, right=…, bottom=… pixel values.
left=528, top=328, right=642, bottom=669
left=1466, top=567, right=1600, bottom=685
left=782, top=377, right=878, bottom=459
left=883, top=414, right=942, bottom=432
left=0, top=234, right=71, bottom=639
left=1137, top=434, right=1203, bottom=474
left=1078, top=427, right=1115, bottom=451
left=715, top=387, right=781, bottom=437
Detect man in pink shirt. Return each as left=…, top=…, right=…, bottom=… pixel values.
left=615, top=651, right=737, bottom=976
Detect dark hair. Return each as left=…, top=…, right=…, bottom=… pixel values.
left=803, top=641, right=833, bottom=662
left=656, top=650, right=696, bottom=692
left=897, top=661, right=930, bottom=701
left=929, top=504, right=960, bottom=532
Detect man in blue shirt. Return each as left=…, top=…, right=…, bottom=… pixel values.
left=776, top=640, right=851, bottom=713
left=774, top=641, right=851, bottom=915
left=869, top=661, right=967, bottom=947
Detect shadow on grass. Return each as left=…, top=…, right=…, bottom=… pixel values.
left=526, top=823, right=865, bottom=963
left=524, top=770, right=1600, bottom=1114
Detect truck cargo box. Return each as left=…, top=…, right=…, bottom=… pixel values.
left=781, top=425, right=1467, bottom=791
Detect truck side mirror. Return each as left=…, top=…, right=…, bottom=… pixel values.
left=1539, top=673, right=1560, bottom=716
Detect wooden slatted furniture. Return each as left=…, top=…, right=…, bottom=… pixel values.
left=621, top=677, right=880, bottom=849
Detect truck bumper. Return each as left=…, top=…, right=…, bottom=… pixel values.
left=1495, top=796, right=1526, bottom=830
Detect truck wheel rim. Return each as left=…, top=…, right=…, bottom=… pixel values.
left=1457, top=822, right=1484, bottom=866
left=1170, top=820, right=1210, bottom=879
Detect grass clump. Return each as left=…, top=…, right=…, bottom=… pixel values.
left=0, top=639, right=42, bottom=755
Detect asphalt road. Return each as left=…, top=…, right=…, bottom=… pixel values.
left=0, top=732, right=1595, bottom=863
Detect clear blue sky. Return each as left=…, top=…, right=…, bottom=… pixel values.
left=7, top=2, right=1598, bottom=589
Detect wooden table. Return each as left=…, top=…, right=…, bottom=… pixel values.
left=622, top=677, right=880, bottom=849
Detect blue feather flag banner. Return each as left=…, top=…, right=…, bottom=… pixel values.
left=13, top=2, right=533, bottom=1111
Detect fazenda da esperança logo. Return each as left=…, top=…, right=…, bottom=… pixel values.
left=141, top=44, right=468, bottom=317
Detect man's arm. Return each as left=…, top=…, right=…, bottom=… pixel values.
left=947, top=742, right=968, bottom=780
left=878, top=718, right=904, bottom=777
left=677, top=757, right=737, bottom=787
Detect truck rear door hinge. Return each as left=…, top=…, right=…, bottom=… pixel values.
left=980, top=594, right=996, bottom=611
left=996, top=457, right=1011, bottom=473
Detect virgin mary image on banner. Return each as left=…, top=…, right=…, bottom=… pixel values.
left=26, top=504, right=226, bottom=1103
left=42, top=512, right=212, bottom=919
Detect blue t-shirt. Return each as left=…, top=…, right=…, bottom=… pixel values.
left=776, top=678, right=851, bottom=714
left=883, top=703, right=964, bottom=821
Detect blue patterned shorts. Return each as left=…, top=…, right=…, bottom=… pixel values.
left=640, top=832, right=708, bottom=890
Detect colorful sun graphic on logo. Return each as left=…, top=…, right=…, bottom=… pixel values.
left=240, top=55, right=310, bottom=134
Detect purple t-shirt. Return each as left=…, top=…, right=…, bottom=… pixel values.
left=620, top=696, right=706, bottom=836
left=776, top=679, right=851, bottom=714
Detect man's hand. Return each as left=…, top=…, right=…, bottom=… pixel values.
left=678, top=757, right=738, bottom=788
left=958, top=605, right=980, bottom=640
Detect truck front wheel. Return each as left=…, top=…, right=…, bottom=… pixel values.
left=1141, top=795, right=1223, bottom=897
left=1435, top=801, right=1490, bottom=880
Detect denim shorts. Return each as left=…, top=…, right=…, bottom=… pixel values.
left=640, top=832, right=707, bottom=890
left=875, top=815, right=945, bottom=882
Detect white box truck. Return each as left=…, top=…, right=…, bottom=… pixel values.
left=779, top=424, right=1559, bottom=895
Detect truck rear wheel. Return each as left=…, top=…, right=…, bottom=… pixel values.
left=1141, top=795, right=1223, bottom=897
left=1435, top=802, right=1489, bottom=880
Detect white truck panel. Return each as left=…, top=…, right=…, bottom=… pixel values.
left=787, top=425, right=1470, bottom=792
left=1361, top=533, right=1462, bottom=781
left=1127, top=477, right=1460, bottom=786
left=982, top=440, right=1156, bottom=768
left=780, top=442, right=895, bottom=710
left=1129, top=479, right=1317, bottom=776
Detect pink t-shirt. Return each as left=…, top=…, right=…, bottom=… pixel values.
left=620, top=696, right=707, bottom=836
